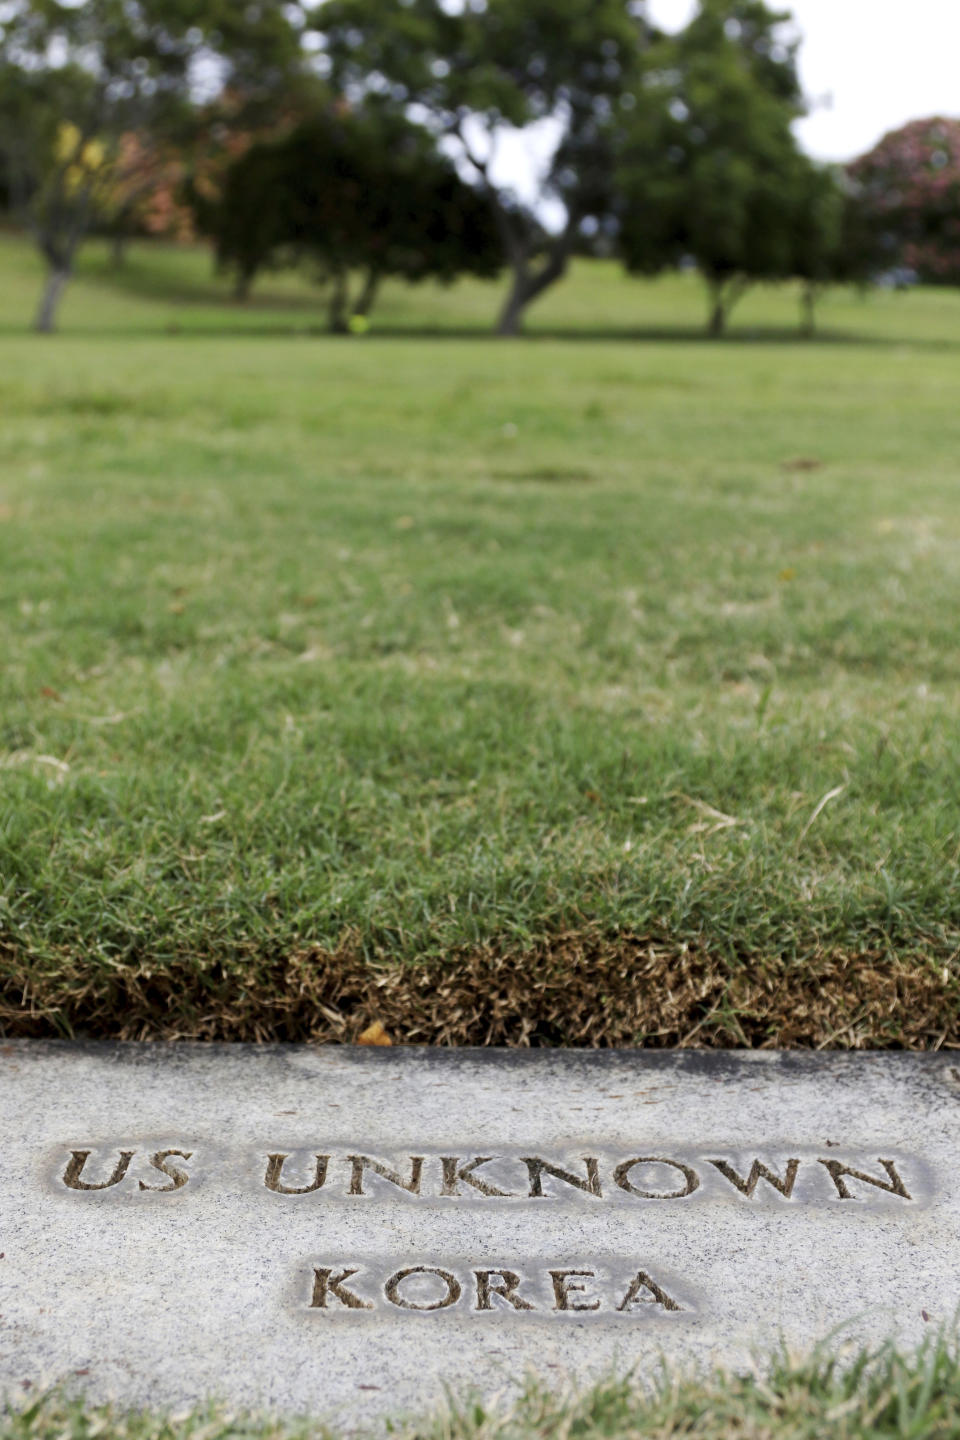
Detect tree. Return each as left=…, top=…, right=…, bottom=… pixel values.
left=207, top=106, right=502, bottom=328
left=98, top=132, right=197, bottom=266
left=174, top=84, right=323, bottom=286
left=848, top=118, right=960, bottom=286
left=205, top=134, right=294, bottom=301
left=0, top=0, right=303, bottom=332
left=787, top=161, right=875, bottom=335
left=315, top=0, right=650, bottom=335
left=617, top=0, right=807, bottom=335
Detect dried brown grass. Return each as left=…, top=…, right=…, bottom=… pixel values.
left=1, top=933, right=958, bottom=1048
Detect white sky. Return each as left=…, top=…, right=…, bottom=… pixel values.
left=484, top=0, right=960, bottom=217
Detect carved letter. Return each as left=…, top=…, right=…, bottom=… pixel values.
left=818, top=1157, right=912, bottom=1201
left=62, top=1150, right=134, bottom=1191
left=614, top=1157, right=700, bottom=1199
left=474, top=1270, right=535, bottom=1311
left=616, top=1270, right=681, bottom=1313
left=709, top=1158, right=799, bottom=1199
left=523, top=1157, right=601, bottom=1198
left=139, top=1150, right=192, bottom=1192
left=549, top=1269, right=600, bottom=1312
left=384, top=1267, right=462, bottom=1311
left=310, top=1267, right=373, bottom=1310
left=441, top=1157, right=513, bottom=1198
left=347, top=1155, right=423, bottom=1196
left=265, top=1154, right=329, bottom=1194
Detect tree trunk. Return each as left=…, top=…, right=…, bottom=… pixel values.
left=496, top=254, right=570, bottom=336
left=706, top=276, right=749, bottom=337
left=800, top=282, right=817, bottom=337
left=328, top=271, right=349, bottom=333
left=708, top=290, right=727, bottom=338
left=495, top=223, right=577, bottom=337
left=233, top=268, right=254, bottom=302
left=111, top=232, right=129, bottom=269
left=34, top=266, right=70, bottom=334
left=497, top=270, right=532, bottom=336
left=352, top=268, right=380, bottom=318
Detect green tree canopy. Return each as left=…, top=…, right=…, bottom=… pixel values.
left=207, top=105, right=502, bottom=329
left=617, top=0, right=808, bottom=334
left=785, top=159, right=876, bottom=334
left=314, top=0, right=650, bottom=334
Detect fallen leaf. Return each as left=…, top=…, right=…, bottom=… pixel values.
left=395, top=515, right=414, bottom=530
left=781, top=457, right=823, bottom=472
left=40, top=686, right=63, bottom=702
left=357, top=1020, right=392, bottom=1046
left=778, top=567, right=796, bottom=582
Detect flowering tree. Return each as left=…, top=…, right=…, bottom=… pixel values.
left=0, top=0, right=302, bottom=331
left=99, top=134, right=195, bottom=260
left=848, top=118, right=960, bottom=285
left=102, top=95, right=301, bottom=262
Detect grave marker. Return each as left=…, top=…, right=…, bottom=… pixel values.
left=0, top=1044, right=955, bottom=1425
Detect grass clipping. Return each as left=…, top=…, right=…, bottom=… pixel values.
left=2, top=932, right=957, bottom=1047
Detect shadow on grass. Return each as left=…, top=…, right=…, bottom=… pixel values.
left=5, top=319, right=960, bottom=350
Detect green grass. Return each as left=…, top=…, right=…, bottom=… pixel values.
left=4, top=228, right=960, bottom=344
left=2, top=231, right=960, bottom=1038
left=8, top=1337, right=960, bottom=1439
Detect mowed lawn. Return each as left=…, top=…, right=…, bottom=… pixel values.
left=2, top=233, right=960, bottom=1043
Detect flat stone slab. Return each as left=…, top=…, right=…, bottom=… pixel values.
left=1, top=1044, right=958, bottom=1428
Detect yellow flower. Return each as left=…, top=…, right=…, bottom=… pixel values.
left=54, top=123, right=107, bottom=194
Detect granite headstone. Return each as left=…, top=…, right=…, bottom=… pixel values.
left=0, top=1044, right=955, bottom=1427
